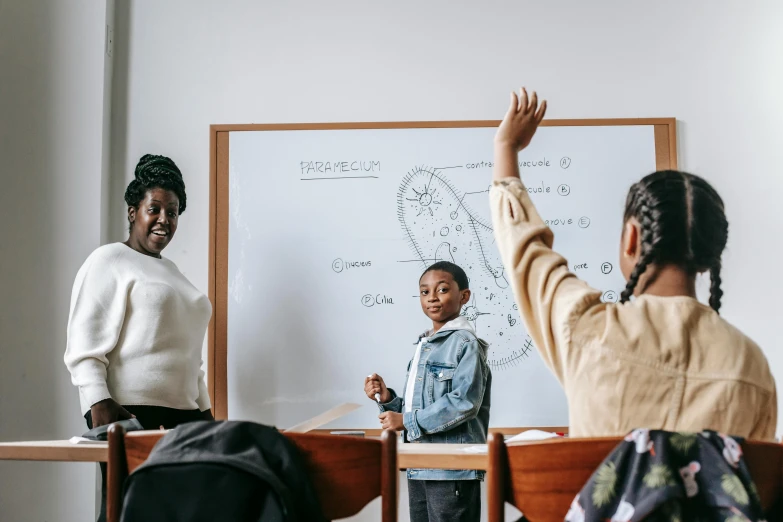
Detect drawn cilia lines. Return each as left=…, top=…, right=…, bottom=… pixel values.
left=397, top=165, right=533, bottom=370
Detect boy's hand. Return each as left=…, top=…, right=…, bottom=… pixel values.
left=379, top=412, right=405, bottom=431
left=494, top=87, right=547, bottom=152
left=364, top=373, right=392, bottom=403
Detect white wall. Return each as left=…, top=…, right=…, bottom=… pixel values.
left=0, top=0, right=114, bottom=520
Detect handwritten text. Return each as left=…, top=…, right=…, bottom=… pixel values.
left=301, top=161, right=381, bottom=175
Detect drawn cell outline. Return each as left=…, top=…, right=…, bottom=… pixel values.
left=397, top=165, right=534, bottom=370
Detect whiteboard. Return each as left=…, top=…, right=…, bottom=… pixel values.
left=215, top=121, right=673, bottom=430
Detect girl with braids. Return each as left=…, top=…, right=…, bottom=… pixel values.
left=489, top=88, right=776, bottom=441
left=65, top=155, right=213, bottom=521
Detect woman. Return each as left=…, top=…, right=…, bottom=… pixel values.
left=490, top=89, right=776, bottom=440
left=64, top=154, right=213, bottom=520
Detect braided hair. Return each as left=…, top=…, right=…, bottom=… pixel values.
left=124, top=154, right=187, bottom=231
left=619, top=170, right=728, bottom=313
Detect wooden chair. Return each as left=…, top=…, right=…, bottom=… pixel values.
left=487, top=432, right=783, bottom=522
left=107, top=425, right=398, bottom=522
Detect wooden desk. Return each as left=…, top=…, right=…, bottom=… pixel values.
left=0, top=440, right=488, bottom=470
left=0, top=440, right=108, bottom=462
left=398, top=443, right=487, bottom=470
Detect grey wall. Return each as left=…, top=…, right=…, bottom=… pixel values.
left=0, top=1, right=114, bottom=520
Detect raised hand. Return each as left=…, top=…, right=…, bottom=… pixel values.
left=495, top=87, right=547, bottom=152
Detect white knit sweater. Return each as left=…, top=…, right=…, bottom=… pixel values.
left=64, top=243, right=212, bottom=414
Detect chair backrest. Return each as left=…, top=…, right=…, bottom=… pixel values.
left=107, top=425, right=398, bottom=522
left=487, top=432, right=783, bottom=522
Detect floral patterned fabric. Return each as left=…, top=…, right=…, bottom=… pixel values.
left=562, top=430, right=769, bottom=522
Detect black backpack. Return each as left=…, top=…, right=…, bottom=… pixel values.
left=120, top=421, right=326, bottom=522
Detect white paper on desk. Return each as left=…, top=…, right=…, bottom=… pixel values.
left=68, top=436, right=106, bottom=445
left=506, top=429, right=561, bottom=443
left=462, top=445, right=488, bottom=453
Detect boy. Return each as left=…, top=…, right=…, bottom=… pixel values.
left=365, top=261, right=491, bottom=522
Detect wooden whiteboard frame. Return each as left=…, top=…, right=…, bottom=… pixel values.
left=207, top=118, right=678, bottom=431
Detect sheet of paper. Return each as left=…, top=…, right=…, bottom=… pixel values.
left=462, top=445, right=488, bottom=453
left=506, top=429, right=562, bottom=443
left=284, top=403, right=363, bottom=433
left=68, top=436, right=106, bottom=445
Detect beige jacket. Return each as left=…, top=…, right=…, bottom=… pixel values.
left=490, top=178, right=777, bottom=441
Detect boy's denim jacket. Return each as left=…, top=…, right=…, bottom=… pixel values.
left=378, top=321, right=492, bottom=481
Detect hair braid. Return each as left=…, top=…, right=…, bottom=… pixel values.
left=620, top=190, right=658, bottom=303
left=709, top=264, right=723, bottom=313
left=620, top=170, right=728, bottom=310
